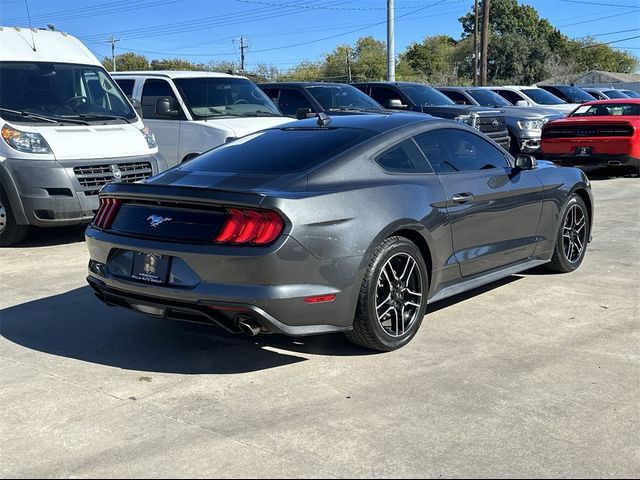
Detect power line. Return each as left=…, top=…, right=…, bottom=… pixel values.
left=235, top=0, right=460, bottom=10
left=558, top=10, right=640, bottom=27
left=582, top=34, right=640, bottom=47
left=574, top=28, right=640, bottom=38
left=559, top=0, right=640, bottom=8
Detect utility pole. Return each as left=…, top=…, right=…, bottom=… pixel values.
left=346, top=47, right=352, bottom=83
left=109, top=35, right=120, bottom=72
left=239, top=37, right=247, bottom=72
left=387, top=0, right=395, bottom=82
left=473, top=0, right=479, bottom=86
left=480, top=0, right=490, bottom=86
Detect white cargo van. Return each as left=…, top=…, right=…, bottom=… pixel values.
left=112, top=71, right=295, bottom=165
left=0, top=27, right=165, bottom=246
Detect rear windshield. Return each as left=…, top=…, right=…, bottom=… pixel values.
left=522, top=88, right=566, bottom=105
left=180, top=127, right=376, bottom=173
left=571, top=103, right=639, bottom=117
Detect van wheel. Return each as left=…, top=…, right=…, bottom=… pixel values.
left=0, top=192, right=28, bottom=247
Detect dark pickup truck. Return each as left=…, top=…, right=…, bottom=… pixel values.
left=352, top=82, right=510, bottom=151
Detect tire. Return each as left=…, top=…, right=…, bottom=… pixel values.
left=0, top=191, right=28, bottom=247
left=545, top=194, right=589, bottom=273
left=346, top=236, right=429, bottom=351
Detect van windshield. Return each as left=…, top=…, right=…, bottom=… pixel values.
left=0, top=62, right=136, bottom=124
left=174, top=77, right=282, bottom=118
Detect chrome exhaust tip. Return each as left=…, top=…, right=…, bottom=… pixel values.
left=236, top=316, right=262, bottom=337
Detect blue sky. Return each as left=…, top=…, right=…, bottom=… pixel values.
left=1, top=0, right=638, bottom=73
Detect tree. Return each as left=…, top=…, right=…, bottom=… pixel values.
left=102, top=52, right=149, bottom=72
left=569, top=38, right=638, bottom=73
left=149, top=58, right=208, bottom=71
left=280, top=61, right=324, bottom=81
left=401, top=35, right=457, bottom=83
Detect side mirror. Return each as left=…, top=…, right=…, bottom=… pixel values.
left=455, top=100, right=466, bottom=105
left=514, top=154, right=537, bottom=170
left=130, top=98, right=143, bottom=118
left=156, top=97, right=180, bottom=117
left=295, top=108, right=314, bottom=120
left=386, top=99, right=407, bottom=109
left=515, top=100, right=529, bottom=107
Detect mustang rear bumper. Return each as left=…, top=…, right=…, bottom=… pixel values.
left=85, top=226, right=362, bottom=336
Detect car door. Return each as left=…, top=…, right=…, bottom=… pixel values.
left=140, top=78, right=183, bottom=165
left=414, top=128, right=544, bottom=277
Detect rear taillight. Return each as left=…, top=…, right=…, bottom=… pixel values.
left=93, top=197, right=122, bottom=229
left=214, top=208, right=284, bottom=245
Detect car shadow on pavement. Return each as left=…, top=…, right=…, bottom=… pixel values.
left=15, top=225, right=87, bottom=248
left=0, top=286, right=372, bottom=375
left=581, top=166, right=638, bottom=181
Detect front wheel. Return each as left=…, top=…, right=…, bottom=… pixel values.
left=0, top=191, right=28, bottom=247
left=347, top=236, right=429, bottom=351
left=546, top=194, right=589, bottom=273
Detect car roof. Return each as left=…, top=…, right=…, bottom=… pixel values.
left=486, top=86, right=540, bottom=91
left=111, top=70, right=247, bottom=80
left=351, top=81, right=428, bottom=87
left=283, top=112, right=436, bottom=133
left=580, top=98, right=640, bottom=106
left=259, top=82, right=354, bottom=88
left=582, top=87, right=620, bottom=92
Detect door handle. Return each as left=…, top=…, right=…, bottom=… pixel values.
left=452, top=193, right=475, bottom=204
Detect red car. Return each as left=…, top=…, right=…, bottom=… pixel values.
left=541, top=98, right=640, bottom=174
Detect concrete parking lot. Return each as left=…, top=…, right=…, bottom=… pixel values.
left=1, top=171, right=638, bottom=478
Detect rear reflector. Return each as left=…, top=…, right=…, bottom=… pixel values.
left=304, top=294, right=336, bottom=304
left=93, top=197, right=122, bottom=229
left=214, top=208, right=284, bottom=245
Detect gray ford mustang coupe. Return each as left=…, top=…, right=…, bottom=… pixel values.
left=86, top=113, right=593, bottom=351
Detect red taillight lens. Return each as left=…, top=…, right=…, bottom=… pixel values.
left=93, top=197, right=122, bottom=229
left=214, top=208, right=284, bottom=245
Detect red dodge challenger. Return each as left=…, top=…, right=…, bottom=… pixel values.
left=541, top=98, right=640, bottom=174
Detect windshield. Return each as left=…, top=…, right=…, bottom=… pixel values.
left=603, top=90, right=629, bottom=99
left=570, top=103, right=639, bottom=117
left=306, top=85, right=381, bottom=111
left=174, top=77, right=281, bottom=118
left=555, top=86, right=596, bottom=103
left=0, top=62, right=136, bottom=124
left=399, top=85, right=455, bottom=106
left=467, top=89, right=512, bottom=107
left=522, top=88, right=566, bottom=105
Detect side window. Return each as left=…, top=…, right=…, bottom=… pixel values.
left=115, top=79, right=135, bottom=99
left=443, top=90, right=471, bottom=105
left=370, top=86, right=403, bottom=108
left=374, top=139, right=433, bottom=174
left=260, top=87, right=279, bottom=104
left=277, top=88, right=313, bottom=117
left=494, top=89, right=522, bottom=105
left=414, top=129, right=509, bottom=174
left=141, top=79, right=180, bottom=120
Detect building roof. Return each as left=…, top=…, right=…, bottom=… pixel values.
left=539, top=70, right=640, bottom=86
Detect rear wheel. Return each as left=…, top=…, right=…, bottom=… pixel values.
left=0, top=191, right=28, bottom=247
left=347, top=236, right=428, bottom=351
left=546, top=194, right=589, bottom=273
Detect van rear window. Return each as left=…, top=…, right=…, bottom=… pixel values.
left=180, top=127, right=376, bottom=174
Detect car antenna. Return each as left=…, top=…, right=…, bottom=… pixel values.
left=316, top=112, right=331, bottom=128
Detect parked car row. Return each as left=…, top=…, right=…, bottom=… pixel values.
left=0, top=27, right=637, bottom=249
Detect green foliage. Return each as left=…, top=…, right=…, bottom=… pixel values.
left=102, top=52, right=149, bottom=72
left=149, top=58, right=209, bottom=71
left=568, top=38, right=638, bottom=73
left=401, top=35, right=458, bottom=83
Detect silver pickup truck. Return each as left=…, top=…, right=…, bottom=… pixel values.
left=437, top=86, right=564, bottom=156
